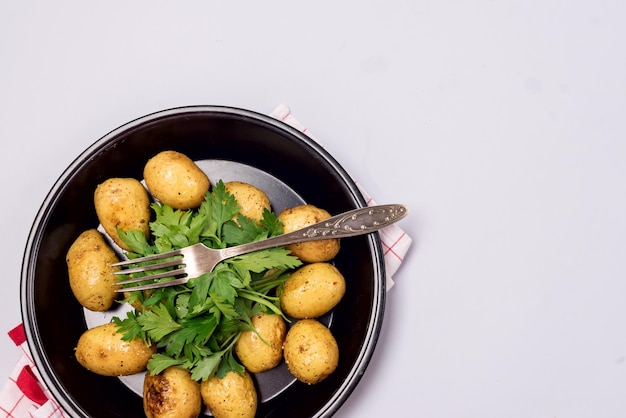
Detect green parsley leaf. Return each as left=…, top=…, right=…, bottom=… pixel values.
left=227, top=248, right=302, bottom=273
left=191, top=349, right=229, bottom=381
left=136, top=304, right=182, bottom=341
left=187, top=274, right=211, bottom=316
left=199, top=181, right=240, bottom=247
left=117, top=228, right=152, bottom=255
left=210, top=268, right=241, bottom=304
left=223, top=215, right=267, bottom=246
left=146, top=353, right=187, bottom=375
left=111, top=310, right=149, bottom=345
left=259, top=208, right=283, bottom=235
left=216, top=350, right=245, bottom=378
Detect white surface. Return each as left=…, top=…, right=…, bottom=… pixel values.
left=1, top=1, right=625, bottom=417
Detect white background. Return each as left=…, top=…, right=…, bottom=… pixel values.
left=2, top=1, right=626, bottom=417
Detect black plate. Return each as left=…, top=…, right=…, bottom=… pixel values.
left=20, top=106, right=386, bottom=417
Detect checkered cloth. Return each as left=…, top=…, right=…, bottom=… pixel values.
left=0, top=105, right=412, bottom=416
left=0, top=324, right=66, bottom=417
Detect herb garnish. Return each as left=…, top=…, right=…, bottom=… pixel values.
left=112, top=180, right=302, bottom=381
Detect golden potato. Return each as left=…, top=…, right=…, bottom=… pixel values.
left=201, top=371, right=257, bottom=418
left=144, top=150, right=210, bottom=210
left=283, top=319, right=338, bottom=385
left=224, top=181, right=271, bottom=223
left=94, top=177, right=151, bottom=251
left=280, top=262, right=346, bottom=319
left=235, top=313, right=286, bottom=373
left=277, top=204, right=340, bottom=262
left=66, top=229, right=121, bottom=311
left=143, top=367, right=202, bottom=418
left=75, top=322, right=156, bottom=376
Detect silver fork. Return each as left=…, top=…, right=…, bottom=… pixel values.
left=112, top=204, right=408, bottom=292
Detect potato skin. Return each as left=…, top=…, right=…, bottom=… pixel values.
left=144, top=150, right=210, bottom=210
left=143, top=367, right=202, bottom=418
left=277, top=204, right=341, bottom=263
left=224, top=181, right=271, bottom=223
left=201, top=371, right=257, bottom=418
left=94, top=177, right=151, bottom=251
left=66, top=229, right=121, bottom=311
left=283, top=319, right=339, bottom=385
left=280, top=262, right=346, bottom=319
left=235, top=313, right=286, bottom=373
left=75, top=322, right=156, bottom=376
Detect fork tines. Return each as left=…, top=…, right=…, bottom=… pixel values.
left=112, top=250, right=187, bottom=291
left=113, top=257, right=183, bottom=276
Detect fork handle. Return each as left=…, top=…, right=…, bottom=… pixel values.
left=221, top=204, right=408, bottom=259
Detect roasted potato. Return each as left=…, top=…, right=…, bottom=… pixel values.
left=75, top=322, right=156, bottom=376
left=66, top=229, right=121, bottom=311
left=277, top=204, right=340, bottom=262
left=201, top=370, right=257, bottom=418
left=283, top=319, right=339, bottom=384
left=280, top=262, right=346, bottom=319
left=224, top=181, right=271, bottom=223
left=94, top=177, right=151, bottom=251
left=144, top=150, right=210, bottom=210
left=143, top=367, right=202, bottom=418
left=235, top=313, right=286, bottom=373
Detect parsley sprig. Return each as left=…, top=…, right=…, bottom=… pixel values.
left=112, top=180, right=301, bottom=381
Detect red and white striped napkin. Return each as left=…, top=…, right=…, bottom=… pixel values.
left=0, top=105, right=412, bottom=417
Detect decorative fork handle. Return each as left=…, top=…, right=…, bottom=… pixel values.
left=221, top=204, right=408, bottom=259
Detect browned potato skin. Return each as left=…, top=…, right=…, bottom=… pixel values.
left=75, top=322, right=157, bottom=376
left=283, top=319, right=339, bottom=385
left=143, top=367, right=202, bottom=418
left=235, top=313, right=286, bottom=373
left=144, top=150, right=210, bottom=210
left=280, top=262, right=346, bottom=319
left=224, top=181, right=271, bottom=223
left=94, top=177, right=151, bottom=251
left=278, top=204, right=340, bottom=262
left=66, top=229, right=121, bottom=311
left=201, top=371, right=257, bottom=418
